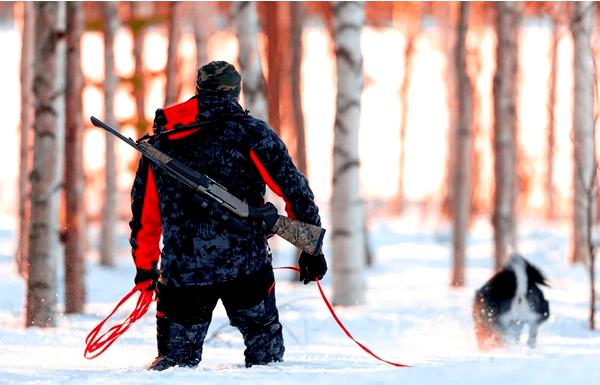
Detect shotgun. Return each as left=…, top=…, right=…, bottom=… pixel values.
left=90, top=116, right=325, bottom=256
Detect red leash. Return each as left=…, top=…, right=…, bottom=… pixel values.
left=275, top=266, right=410, bottom=368
left=84, top=281, right=155, bottom=359
left=85, top=269, right=410, bottom=367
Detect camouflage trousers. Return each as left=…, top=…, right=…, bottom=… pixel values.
left=155, top=266, right=284, bottom=367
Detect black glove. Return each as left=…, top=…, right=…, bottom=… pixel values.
left=298, top=252, right=327, bottom=284
left=134, top=267, right=159, bottom=291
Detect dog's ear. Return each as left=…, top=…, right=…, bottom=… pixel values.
left=526, top=262, right=550, bottom=287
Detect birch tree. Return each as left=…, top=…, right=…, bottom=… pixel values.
left=164, top=1, right=180, bottom=106
left=570, top=1, right=596, bottom=265
left=16, top=1, right=34, bottom=278
left=64, top=1, right=86, bottom=313
left=232, top=1, right=268, bottom=122
left=331, top=1, right=366, bottom=306
left=100, top=2, right=119, bottom=267
left=26, top=1, right=65, bottom=328
left=451, top=2, right=473, bottom=287
left=492, top=2, right=520, bottom=271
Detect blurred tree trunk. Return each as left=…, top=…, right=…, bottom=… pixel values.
left=392, top=3, right=421, bottom=213
left=164, top=1, right=180, bottom=106
left=469, top=8, right=486, bottom=216
left=264, top=2, right=281, bottom=134
left=64, top=1, right=86, bottom=314
left=440, top=3, right=457, bottom=219
left=570, top=2, right=596, bottom=265
left=545, top=11, right=560, bottom=221
left=492, top=2, right=520, bottom=271
left=193, top=2, right=209, bottom=70
left=396, top=32, right=416, bottom=213
left=451, top=2, right=473, bottom=287
left=331, top=1, right=366, bottom=306
left=16, top=1, right=34, bottom=279
left=26, top=1, right=65, bottom=328
left=290, top=1, right=307, bottom=176
left=232, top=1, right=268, bottom=122
left=130, top=1, right=151, bottom=135
left=100, top=2, right=119, bottom=267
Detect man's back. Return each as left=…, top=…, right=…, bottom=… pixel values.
left=130, top=93, right=320, bottom=287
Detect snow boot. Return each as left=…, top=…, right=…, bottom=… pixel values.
left=226, top=290, right=285, bottom=367
left=148, top=317, right=208, bottom=371
left=148, top=356, right=179, bottom=371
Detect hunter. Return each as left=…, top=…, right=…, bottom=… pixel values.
left=129, top=61, right=327, bottom=370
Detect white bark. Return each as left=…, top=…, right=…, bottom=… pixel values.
left=100, top=2, right=119, bottom=267
left=571, top=1, right=596, bottom=264
left=26, top=1, right=66, bottom=328
left=16, top=1, right=34, bottom=278
left=232, top=1, right=268, bottom=121
left=331, top=1, right=366, bottom=306
left=492, top=2, right=520, bottom=270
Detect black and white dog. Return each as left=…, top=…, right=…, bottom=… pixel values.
left=472, top=254, right=550, bottom=350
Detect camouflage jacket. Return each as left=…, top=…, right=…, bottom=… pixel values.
left=129, top=94, right=320, bottom=287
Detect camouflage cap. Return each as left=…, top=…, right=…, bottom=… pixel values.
left=196, top=61, right=242, bottom=99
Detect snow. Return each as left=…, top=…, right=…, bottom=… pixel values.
left=1, top=212, right=599, bottom=385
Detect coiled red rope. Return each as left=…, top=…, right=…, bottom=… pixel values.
left=85, top=268, right=409, bottom=367
left=84, top=281, right=156, bottom=359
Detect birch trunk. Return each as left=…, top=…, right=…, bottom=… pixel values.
left=26, top=1, right=65, bottom=328
left=570, top=2, right=596, bottom=265
left=290, top=1, right=307, bottom=175
left=100, top=2, right=119, bottom=267
left=16, top=1, right=34, bottom=278
left=164, top=1, right=179, bottom=106
left=264, top=2, right=281, bottom=133
left=492, top=2, right=520, bottom=271
left=331, top=1, right=366, bottom=306
left=64, top=1, right=86, bottom=313
left=451, top=2, right=473, bottom=287
left=232, top=1, right=268, bottom=122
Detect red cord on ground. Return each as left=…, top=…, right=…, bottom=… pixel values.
left=85, top=270, right=410, bottom=367
left=275, top=266, right=410, bottom=368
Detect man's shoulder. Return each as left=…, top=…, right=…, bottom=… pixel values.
left=240, top=114, right=279, bottom=139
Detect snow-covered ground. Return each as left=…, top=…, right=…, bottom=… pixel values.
left=1, top=212, right=599, bottom=385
